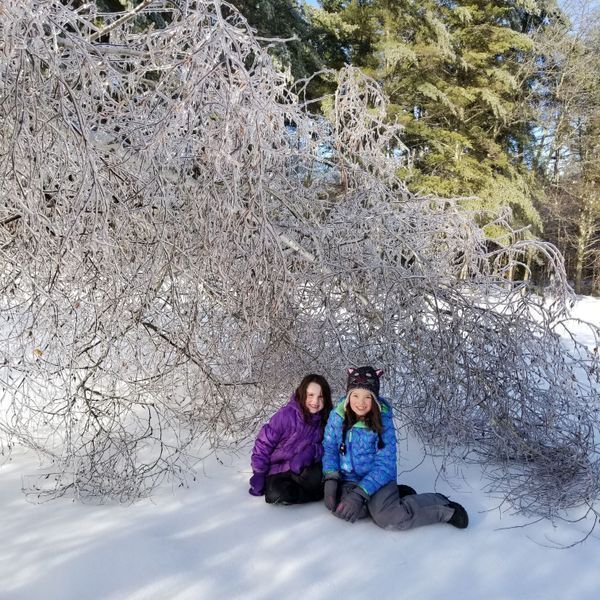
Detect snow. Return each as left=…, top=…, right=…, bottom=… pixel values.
left=1, top=297, right=599, bottom=600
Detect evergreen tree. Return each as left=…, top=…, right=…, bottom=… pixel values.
left=230, top=1, right=323, bottom=81
left=314, top=1, right=564, bottom=237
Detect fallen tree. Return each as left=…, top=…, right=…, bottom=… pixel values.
left=0, top=1, right=598, bottom=537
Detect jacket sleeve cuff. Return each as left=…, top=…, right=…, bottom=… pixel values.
left=356, top=485, right=370, bottom=498
left=323, top=470, right=340, bottom=481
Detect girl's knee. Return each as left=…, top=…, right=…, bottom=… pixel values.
left=265, top=476, right=298, bottom=504
left=369, top=498, right=413, bottom=530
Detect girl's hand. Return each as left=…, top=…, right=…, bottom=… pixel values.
left=249, top=473, right=266, bottom=496
left=335, top=488, right=367, bottom=522
left=324, top=477, right=339, bottom=511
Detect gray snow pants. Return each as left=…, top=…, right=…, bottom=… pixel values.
left=339, top=481, right=455, bottom=530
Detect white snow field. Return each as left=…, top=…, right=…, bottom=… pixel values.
left=1, top=297, right=599, bottom=600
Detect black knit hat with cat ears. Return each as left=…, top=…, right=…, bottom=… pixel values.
left=346, top=366, right=383, bottom=398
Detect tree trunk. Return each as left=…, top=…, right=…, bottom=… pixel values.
left=592, top=251, right=600, bottom=296
left=574, top=191, right=597, bottom=294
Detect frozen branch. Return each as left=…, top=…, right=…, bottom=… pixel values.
left=0, top=1, right=598, bottom=534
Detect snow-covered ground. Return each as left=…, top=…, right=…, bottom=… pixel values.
left=1, top=297, right=599, bottom=600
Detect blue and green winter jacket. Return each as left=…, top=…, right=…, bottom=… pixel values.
left=322, top=397, right=397, bottom=496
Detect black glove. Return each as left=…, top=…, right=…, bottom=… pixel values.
left=335, top=488, right=367, bottom=523
left=324, top=477, right=339, bottom=512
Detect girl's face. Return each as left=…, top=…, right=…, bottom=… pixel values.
left=348, top=389, right=373, bottom=417
left=305, top=382, right=324, bottom=414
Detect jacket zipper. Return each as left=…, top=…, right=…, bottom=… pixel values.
left=347, top=429, right=354, bottom=472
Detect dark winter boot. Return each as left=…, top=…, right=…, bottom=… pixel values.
left=447, top=501, right=469, bottom=529
left=397, top=484, right=417, bottom=498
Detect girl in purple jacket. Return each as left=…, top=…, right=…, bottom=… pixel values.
left=249, top=374, right=333, bottom=504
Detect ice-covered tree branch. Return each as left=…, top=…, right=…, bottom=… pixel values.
left=0, top=1, right=598, bottom=533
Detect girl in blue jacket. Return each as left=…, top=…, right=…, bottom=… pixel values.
left=322, top=366, right=468, bottom=529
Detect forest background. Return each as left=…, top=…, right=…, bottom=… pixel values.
left=103, top=0, right=599, bottom=296
left=237, top=0, right=600, bottom=295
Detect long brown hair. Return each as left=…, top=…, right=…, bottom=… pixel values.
left=295, top=374, right=333, bottom=427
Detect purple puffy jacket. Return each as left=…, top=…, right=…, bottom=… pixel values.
left=251, top=395, right=325, bottom=476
